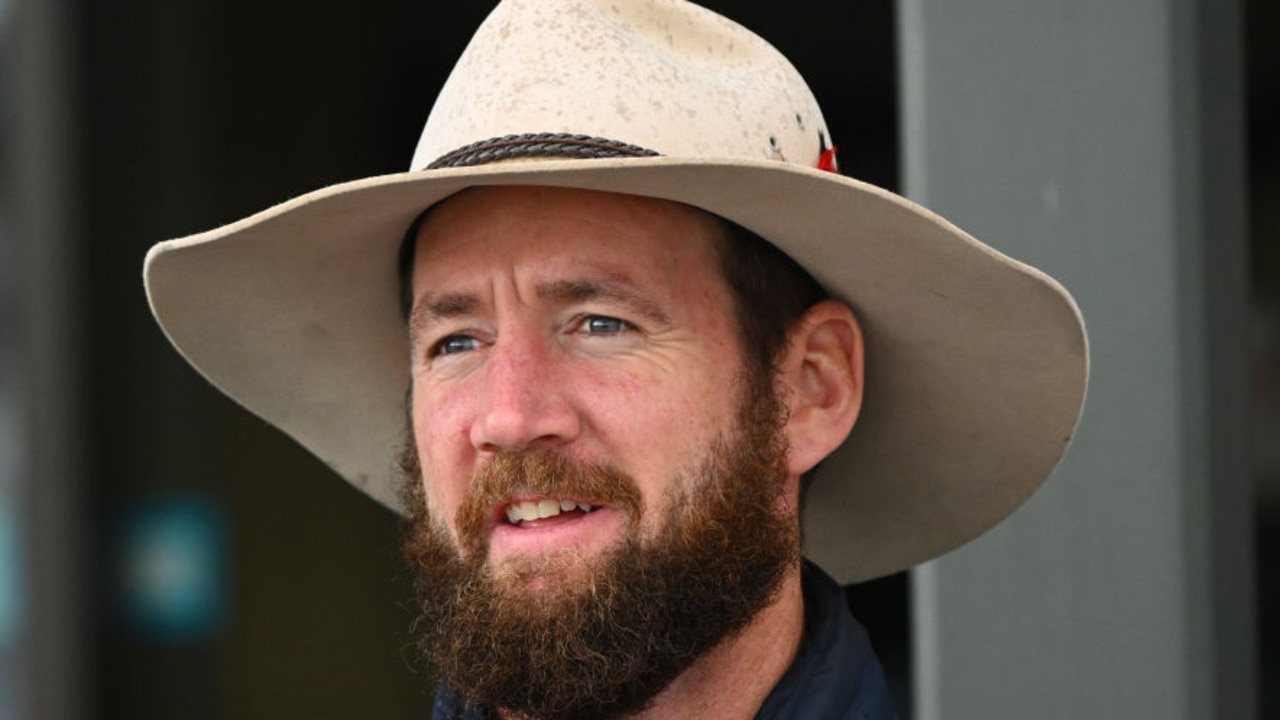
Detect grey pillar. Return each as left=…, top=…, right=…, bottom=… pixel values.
left=5, top=0, right=86, bottom=718
left=899, top=1, right=1255, bottom=718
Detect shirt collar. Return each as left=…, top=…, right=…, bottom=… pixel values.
left=753, top=559, right=899, bottom=719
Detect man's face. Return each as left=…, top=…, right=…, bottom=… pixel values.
left=406, top=185, right=761, bottom=575
left=401, top=186, right=800, bottom=718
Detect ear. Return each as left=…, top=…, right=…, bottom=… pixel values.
left=776, top=300, right=864, bottom=477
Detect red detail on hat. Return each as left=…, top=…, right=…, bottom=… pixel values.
left=818, top=146, right=839, bottom=173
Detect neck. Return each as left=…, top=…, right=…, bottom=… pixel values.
left=640, top=562, right=804, bottom=719
left=499, top=561, right=805, bottom=720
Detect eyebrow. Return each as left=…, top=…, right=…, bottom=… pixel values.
left=408, top=292, right=479, bottom=348
left=407, top=276, right=671, bottom=348
left=535, top=278, right=671, bottom=327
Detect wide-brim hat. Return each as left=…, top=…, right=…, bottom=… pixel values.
left=143, top=0, right=1088, bottom=583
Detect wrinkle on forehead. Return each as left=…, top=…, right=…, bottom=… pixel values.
left=405, top=185, right=735, bottom=341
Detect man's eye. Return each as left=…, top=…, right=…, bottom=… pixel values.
left=431, top=335, right=480, bottom=357
left=582, top=316, right=635, bottom=335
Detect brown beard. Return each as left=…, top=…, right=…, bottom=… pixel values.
left=400, top=375, right=799, bottom=720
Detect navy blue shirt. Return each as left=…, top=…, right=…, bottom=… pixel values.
left=755, top=561, right=898, bottom=719
left=431, top=560, right=899, bottom=719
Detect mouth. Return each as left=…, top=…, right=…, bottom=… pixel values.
left=501, top=498, right=603, bottom=528
left=483, top=496, right=619, bottom=562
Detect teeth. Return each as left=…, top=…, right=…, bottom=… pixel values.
left=504, top=499, right=596, bottom=524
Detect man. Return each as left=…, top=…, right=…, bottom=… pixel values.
left=144, top=1, right=1088, bottom=718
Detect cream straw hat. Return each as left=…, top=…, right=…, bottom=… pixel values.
left=144, top=0, right=1088, bottom=583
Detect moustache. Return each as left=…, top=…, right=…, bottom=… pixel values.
left=452, top=450, right=643, bottom=559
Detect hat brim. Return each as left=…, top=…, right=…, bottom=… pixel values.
left=144, top=156, right=1087, bottom=583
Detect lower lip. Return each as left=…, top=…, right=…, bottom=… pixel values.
left=488, top=506, right=624, bottom=562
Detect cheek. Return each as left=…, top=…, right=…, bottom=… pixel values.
left=410, top=385, right=473, bottom=519
left=580, top=363, right=728, bottom=474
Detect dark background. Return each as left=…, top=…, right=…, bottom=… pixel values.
left=48, top=0, right=1277, bottom=717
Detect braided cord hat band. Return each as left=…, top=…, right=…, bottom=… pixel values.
left=427, top=133, right=661, bottom=169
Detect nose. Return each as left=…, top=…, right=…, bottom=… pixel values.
left=469, top=330, right=581, bottom=454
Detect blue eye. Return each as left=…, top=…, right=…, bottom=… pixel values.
left=583, top=316, right=634, bottom=335
left=432, top=335, right=480, bottom=356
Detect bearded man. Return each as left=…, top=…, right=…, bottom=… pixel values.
left=143, top=1, right=1089, bottom=718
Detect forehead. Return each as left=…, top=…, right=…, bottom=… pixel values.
left=410, top=185, right=729, bottom=298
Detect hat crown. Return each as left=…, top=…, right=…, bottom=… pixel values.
left=410, top=0, right=833, bottom=171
